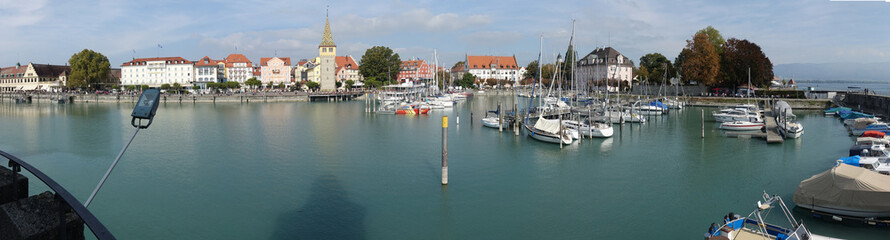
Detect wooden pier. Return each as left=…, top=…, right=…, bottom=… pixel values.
left=763, top=110, right=784, bottom=144
left=307, top=92, right=363, bottom=102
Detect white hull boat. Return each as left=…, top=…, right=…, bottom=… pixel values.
left=525, top=117, right=573, bottom=145
left=778, top=120, right=804, bottom=138
left=481, top=117, right=507, bottom=128
left=720, top=121, right=764, bottom=131
left=562, top=120, right=614, bottom=138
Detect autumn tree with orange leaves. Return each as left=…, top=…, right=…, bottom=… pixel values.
left=681, top=33, right=720, bottom=86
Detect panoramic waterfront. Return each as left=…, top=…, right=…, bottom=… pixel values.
left=0, top=97, right=887, bottom=239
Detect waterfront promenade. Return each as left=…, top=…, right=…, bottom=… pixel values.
left=0, top=91, right=366, bottom=103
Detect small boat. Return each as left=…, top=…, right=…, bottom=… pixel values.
left=706, top=192, right=824, bottom=240
left=852, top=123, right=890, bottom=136
left=395, top=104, right=429, bottom=115
left=563, top=120, right=614, bottom=138
left=720, top=121, right=764, bottom=131
left=713, top=108, right=762, bottom=123
left=778, top=119, right=804, bottom=138
left=525, top=117, right=573, bottom=145
left=794, top=163, right=890, bottom=218
left=824, top=107, right=851, bottom=115
left=481, top=107, right=508, bottom=129
left=861, top=131, right=887, bottom=139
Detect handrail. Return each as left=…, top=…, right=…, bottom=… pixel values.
left=1, top=150, right=116, bottom=240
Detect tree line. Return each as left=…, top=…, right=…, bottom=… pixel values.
left=642, top=26, right=773, bottom=88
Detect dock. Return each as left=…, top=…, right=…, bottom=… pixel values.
left=764, top=110, right=784, bottom=144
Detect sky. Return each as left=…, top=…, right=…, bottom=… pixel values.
left=1, top=0, right=889, bottom=69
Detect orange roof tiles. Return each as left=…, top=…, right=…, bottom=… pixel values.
left=466, top=56, right=518, bottom=70
left=225, top=54, right=252, bottom=67
left=335, top=56, right=358, bottom=70
left=121, top=57, right=192, bottom=66
left=194, top=56, right=224, bottom=67
left=260, top=57, right=292, bottom=66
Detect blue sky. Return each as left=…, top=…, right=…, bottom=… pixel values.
left=1, top=0, right=888, bottom=68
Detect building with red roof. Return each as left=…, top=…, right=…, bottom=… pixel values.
left=453, top=55, right=524, bottom=86
left=0, top=62, right=71, bottom=91
left=194, top=56, right=225, bottom=88
left=225, top=54, right=253, bottom=84
left=397, top=59, right=434, bottom=83
left=121, top=57, right=194, bottom=87
left=335, top=56, right=361, bottom=83
left=260, top=57, right=292, bottom=85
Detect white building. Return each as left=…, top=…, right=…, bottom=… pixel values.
left=456, top=55, right=522, bottom=85
left=224, top=54, right=253, bottom=84
left=194, top=56, right=224, bottom=89
left=575, top=47, right=634, bottom=88
left=121, top=57, right=194, bottom=87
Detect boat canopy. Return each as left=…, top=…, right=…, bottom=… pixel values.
left=534, top=117, right=562, bottom=134
left=862, top=131, right=886, bottom=138
left=840, top=155, right=861, bottom=166
left=839, top=110, right=874, bottom=120
left=825, top=107, right=852, bottom=114
left=851, top=118, right=878, bottom=130
left=774, top=101, right=795, bottom=118
left=793, top=164, right=890, bottom=213
left=649, top=100, right=666, bottom=109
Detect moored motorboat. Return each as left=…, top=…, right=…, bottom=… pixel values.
left=706, top=192, right=823, bottom=240
left=720, top=121, right=764, bottom=131
left=794, top=163, right=890, bottom=218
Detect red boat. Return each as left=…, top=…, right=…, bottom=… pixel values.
left=861, top=130, right=886, bottom=138
left=395, top=104, right=430, bottom=115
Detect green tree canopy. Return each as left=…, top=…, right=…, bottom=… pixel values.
left=638, top=53, right=673, bottom=84
left=696, top=26, right=725, bottom=55
left=244, top=78, right=262, bottom=88
left=720, top=38, right=774, bottom=88
left=522, top=60, right=555, bottom=84
left=682, top=33, right=720, bottom=86
left=674, top=49, right=691, bottom=84
left=345, top=80, right=355, bottom=88
left=160, top=83, right=171, bottom=90
left=458, top=73, right=475, bottom=89
left=306, top=81, right=320, bottom=89
left=172, top=83, right=182, bottom=92
left=67, top=49, right=110, bottom=89
left=359, top=46, right=401, bottom=84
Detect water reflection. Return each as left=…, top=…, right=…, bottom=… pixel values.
left=272, top=174, right=365, bottom=240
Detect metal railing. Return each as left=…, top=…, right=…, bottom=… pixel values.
left=1, top=150, right=116, bottom=240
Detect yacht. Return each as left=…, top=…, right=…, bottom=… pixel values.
left=562, top=120, right=614, bottom=138
left=705, top=192, right=823, bottom=240
left=713, top=108, right=762, bottom=123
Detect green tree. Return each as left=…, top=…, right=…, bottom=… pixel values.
left=682, top=33, right=720, bottom=86
left=720, top=38, right=774, bottom=88
left=696, top=26, right=725, bottom=55
left=67, top=49, right=110, bottom=89
left=560, top=45, right=577, bottom=86
left=192, top=85, right=200, bottom=90
left=306, top=81, right=320, bottom=90
left=225, top=81, right=240, bottom=89
left=637, top=66, right=649, bottom=83
left=172, top=83, right=182, bottom=93
left=523, top=61, right=538, bottom=80
left=674, top=49, right=691, bottom=84
left=458, top=73, right=475, bottom=89
left=638, top=53, right=673, bottom=84
left=126, top=85, right=136, bottom=91
left=244, top=78, right=262, bottom=89
left=335, top=81, right=343, bottom=88
left=359, top=46, right=401, bottom=84
left=141, top=85, right=149, bottom=90
left=345, top=80, right=355, bottom=89
left=278, top=83, right=285, bottom=89
left=160, top=83, right=171, bottom=90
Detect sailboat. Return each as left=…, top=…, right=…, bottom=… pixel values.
left=525, top=35, right=574, bottom=145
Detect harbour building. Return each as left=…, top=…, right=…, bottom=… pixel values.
left=120, top=57, right=194, bottom=87
left=318, top=15, right=337, bottom=91
left=575, top=47, right=635, bottom=88
left=260, top=57, right=293, bottom=86
left=0, top=62, right=70, bottom=91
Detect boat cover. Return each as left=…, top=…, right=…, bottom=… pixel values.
left=793, top=164, right=890, bottom=213
left=862, top=131, right=886, bottom=138
left=857, top=137, right=890, bottom=146
left=774, top=101, right=795, bottom=118
left=840, top=155, right=861, bottom=166
left=649, top=100, right=666, bottom=109
left=825, top=107, right=852, bottom=114
left=851, top=118, right=878, bottom=130
left=534, top=117, right=562, bottom=134
left=839, top=110, right=874, bottom=120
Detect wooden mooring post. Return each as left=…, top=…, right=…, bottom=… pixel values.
left=442, top=116, right=448, bottom=185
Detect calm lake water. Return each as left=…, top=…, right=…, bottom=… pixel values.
left=0, top=96, right=887, bottom=239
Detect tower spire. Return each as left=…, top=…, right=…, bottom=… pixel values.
left=320, top=9, right=335, bottom=47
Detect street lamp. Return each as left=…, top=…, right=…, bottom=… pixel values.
left=84, top=88, right=160, bottom=207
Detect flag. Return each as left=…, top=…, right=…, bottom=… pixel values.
left=158, top=44, right=163, bottom=48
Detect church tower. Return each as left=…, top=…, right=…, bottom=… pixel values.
left=318, top=14, right=337, bottom=91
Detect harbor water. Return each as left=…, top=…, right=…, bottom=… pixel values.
left=0, top=96, right=887, bottom=239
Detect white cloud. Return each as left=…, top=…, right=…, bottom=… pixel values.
left=459, top=31, right=522, bottom=47
left=0, top=0, right=48, bottom=28
left=335, top=8, right=491, bottom=36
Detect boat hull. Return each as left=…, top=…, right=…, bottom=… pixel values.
left=525, top=125, right=573, bottom=145
left=795, top=203, right=890, bottom=218
left=720, top=122, right=764, bottom=131
left=481, top=117, right=507, bottom=128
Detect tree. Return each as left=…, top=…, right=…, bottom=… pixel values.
left=523, top=61, right=538, bottom=80
left=278, top=83, right=285, bottom=89
left=172, top=83, right=182, bottom=93
left=720, top=38, right=774, bottom=88
left=244, top=77, right=262, bottom=89
left=192, top=85, right=200, bottom=90
left=638, top=53, right=673, bottom=84
left=160, top=83, right=171, bottom=90
left=67, top=49, right=110, bottom=89
left=682, top=33, right=720, bottom=86
left=125, top=85, right=136, bottom=91
left=335, top=81, right=343, bottom=88
left=345, top=80, right=355, bottom=89
left=458, top=73, right=475, bottom=89
left=306, top=81, right=320, bottom=90
left=637, top=66, right=649, bottom=83
left=674, top=49, right=691, bottom=84
left=696, top=26, right=725, bottom=55
left=359, top=46, right=401, bottom=84
left=225, top=81, right=240, bottom=89
left=484, top=78, right=499, bottom=87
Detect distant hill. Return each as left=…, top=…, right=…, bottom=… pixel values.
left=773, top=62, right=890, bottom=82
